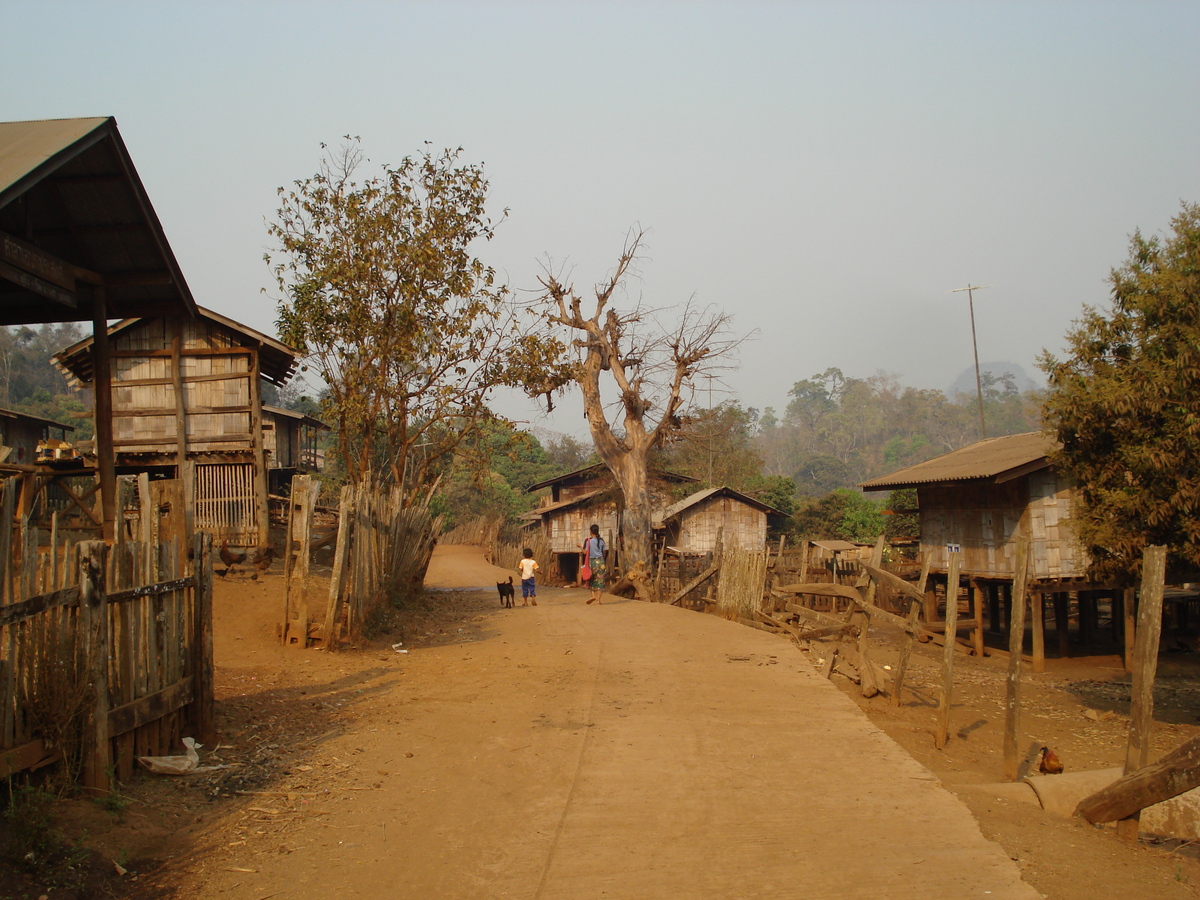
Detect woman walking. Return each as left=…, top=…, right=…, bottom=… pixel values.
left=581, top=523, right=607, bottom=604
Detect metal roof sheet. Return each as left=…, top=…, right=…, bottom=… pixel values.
left=859, top=431, right=1055, bottom=490
left=0, top=117, right=198, bottom=324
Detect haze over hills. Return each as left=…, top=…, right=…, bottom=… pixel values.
left=948, top=362, right=1040, bottom=398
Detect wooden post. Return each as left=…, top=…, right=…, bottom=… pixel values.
left=1003, top=539, right=1031, bottom=781
left=283, top=475, right=318, bottom=646
left=0, top=471, right=15, bottom=604
left=935, top=551, right=961, bottom=750
left=248, top=347, right=270, bottom=548
left=890, top=553, right=931, bottom=707
left=1118, top=545, right=1167, bottom=843
left=91, top=288, right=117, bottom=543
left=971, top=578, right=985, bottom=658
left=322, top=485, right=354, bottom=649
left=1055, top=593, right=1071, bottom=658
left=191, top=531, right=216, bottom=742
left=1123, top=587, right=1136, bottom=674
left=1031, top=591, right=1046, bottom=673
left=80, top=540, right=111, bottom=792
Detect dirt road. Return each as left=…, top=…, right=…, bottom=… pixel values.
left=162, top=544, right=1041, bottom=899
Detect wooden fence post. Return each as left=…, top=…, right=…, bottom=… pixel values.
left=1117, top=544, right=1167, bottom=842
left=323, top=485, right=354, bottom=650
left=1003, top=539, right=1031, bottom=781
left=192, top=531, right=215, bottom=743
left=80, top=540, right=111, bottom=793
left=888, top=558, right=931, bottom=707
left=935, top=551, right=961, bottom=750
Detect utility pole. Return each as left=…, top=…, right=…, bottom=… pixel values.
left=950, top=283, right=991, bottom=440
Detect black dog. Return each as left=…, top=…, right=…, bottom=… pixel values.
left=497, top=576, right=515, bottom=609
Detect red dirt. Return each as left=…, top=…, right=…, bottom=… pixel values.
left=6, top=544, right=1199, bottom=899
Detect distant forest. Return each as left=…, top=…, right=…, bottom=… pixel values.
left=2, top=325, right=1042, bottom=541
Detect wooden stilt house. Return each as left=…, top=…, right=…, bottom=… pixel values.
left=52, top=307, right=300, bottom=547
left=859, top=431, right=1083, bottom=583
left=262, top=404, right=328, bottom=495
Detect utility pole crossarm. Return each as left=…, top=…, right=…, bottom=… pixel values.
left=950, top=283, right=992, bottom=440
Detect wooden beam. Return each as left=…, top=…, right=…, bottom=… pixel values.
left=91, top=287, right=117, bottom=542
left=1003, top=539, right=1031, bottom=782
left=107, top=677, right=194, bottom=737
left=0, top=738, right=62, bottom=779
left=668, top=563, right=719, bottom=606
left=935, top=551, right=961, bottom=750
left=0, top=260, right=77, bottom=308
left=1076, top=734, right=1200, bottom=824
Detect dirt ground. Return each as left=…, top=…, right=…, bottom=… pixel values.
left=4, top=545, right=1200, bottom=899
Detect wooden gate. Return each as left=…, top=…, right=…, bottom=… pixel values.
left=194, top=461, right=258, bottom=546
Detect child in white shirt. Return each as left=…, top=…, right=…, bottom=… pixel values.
left=518, top=548, right=539, bottom=606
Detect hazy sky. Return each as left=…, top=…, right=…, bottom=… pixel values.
left=5, top=1, right=1198, bottom=436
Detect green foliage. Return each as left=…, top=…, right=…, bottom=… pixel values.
left=268, top=140, right=560, bottom=496
left=658, top=401, right=765, bottom=490
left=1041, top=202, right=1200, bottom=581
left=883, top=487, right=920, bottom=542
left=0, top=323, right=92, bottom=439
left=792, top=488, right=884, bottom=543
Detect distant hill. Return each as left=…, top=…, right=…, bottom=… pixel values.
left=949, top=361, right=1038, bottom=397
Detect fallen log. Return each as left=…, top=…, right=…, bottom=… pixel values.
left=1076, top=734, right=1200, bottom=824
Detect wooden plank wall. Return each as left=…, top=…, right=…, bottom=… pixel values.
left=547, top=505, right=618, bottom=555
left=109, top=316, right=254, bottom=455
left=917, top=472, right=1084, bottom=578
left=673, top=498, right=766, bottom=552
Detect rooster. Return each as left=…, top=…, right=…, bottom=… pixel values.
left=219, top=541, right=247, bottom=576
left=1038, top=746, right=1064, bottom=775
left=249, top=546, right=279, bottom=579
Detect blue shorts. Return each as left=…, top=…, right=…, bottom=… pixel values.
left=521, top=577, right=536, bottom=598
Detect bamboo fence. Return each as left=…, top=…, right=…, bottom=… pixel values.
left=0, top=474, right=215, bottom=791
left=309, top=477, right=442, bottom=649
left=714, top=545, right=768, bottom=620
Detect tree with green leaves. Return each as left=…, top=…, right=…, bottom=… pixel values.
left=267, top=141, right=558, bottom=496
left=1041, top=202, right=1200, bottom=581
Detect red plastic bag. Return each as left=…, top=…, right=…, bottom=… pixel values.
left=580, top=564, right=592, bottom=582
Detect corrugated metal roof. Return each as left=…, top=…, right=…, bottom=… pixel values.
left=0, top=116, right=198, bottom=325
left=0, top=118, right=110, bottom=201
left=262, top=405, right=328, bottom=430
left=526, top=463, right=698, bottom=493
left=52, top=306, right=301, bottom=387
left=859, top=431, right=1055, bottom=490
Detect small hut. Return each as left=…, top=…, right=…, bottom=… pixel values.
left=654, top=486, right=785, bottom=553
left=53, top=307, right=300, bottom=546
left=262, top=405, right=328, bottom=496
left=0, top=407, right=73, bottom=466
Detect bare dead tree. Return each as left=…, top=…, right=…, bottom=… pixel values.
left=534, top=229, right=744, bottom=574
